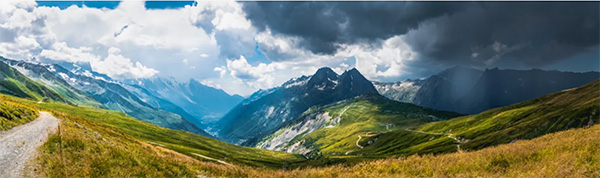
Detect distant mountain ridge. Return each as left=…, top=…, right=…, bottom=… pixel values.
left=217, top=67, right=379, bottom=144
left=0, top=57, right=102, bottom=107
left=374, top=66, right=599, bottom=114
left=454, top=68, right=599, bottom=114
left=0, top=57, right=69, bottom=104
left=44, top=63, right=210, bottom=136
left=123, top=77, right=243, bottom=132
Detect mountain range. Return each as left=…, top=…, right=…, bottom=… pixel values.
left=246, top=78, right=599, bottom=158
left=0, top=57, right=71, bottom=104
left=0, top=57, right=102, bottom=106
left=0, top=55, right=598, bottom=177
left=122, top=77, right=243, bottom=132
left=0, top=57, right=212, bottom=136
left=374, top=66, right=599, bottom=114
left=2, top=55, right=599, bottom=150
left=216, top=67, right=379, bottom=144
left=244, top=93, right=461, bottom=157
left=46, top=63, right=211, bottom=136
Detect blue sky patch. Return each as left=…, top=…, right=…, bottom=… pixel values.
left=36, top=1, right=121, bottom=10
left=145, top=1, right=195, bottom=9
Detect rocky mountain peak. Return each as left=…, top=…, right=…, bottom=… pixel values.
left=306, top=67, right=339, bottom=90
left=336, top=68, right=378, bottom=97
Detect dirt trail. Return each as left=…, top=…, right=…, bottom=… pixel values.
left=0, top=111, right=59, bottom=178
left=191, top=153, right=232, bottom=166
left=356, top=135, right=364, bottom=149
left=404, top=128, right=466, bottom=153
left=355, top=132, right=379, bottom=149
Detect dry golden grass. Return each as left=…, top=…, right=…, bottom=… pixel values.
left=228, top=124, right=599, bottom=178
left=0, top=95, right=38, bottom=130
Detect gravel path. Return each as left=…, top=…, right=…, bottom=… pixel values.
left=0, top=111, right=59, bottom=178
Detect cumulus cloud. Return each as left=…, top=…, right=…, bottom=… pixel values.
left=225, top=56, right=275, bottom=88
left=93, top=47, right=158, bottom=79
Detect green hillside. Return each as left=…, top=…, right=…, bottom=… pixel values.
left=0, top=95, right=317, bottom=177
left=17, top=78, right=599, bottom=177
left=236, top=123, right=600, bottom=177
left=0, top=80, right=594, bottom=177
left=250, top=94, right=461, bottom=157
left=357, top=79, right=600, bottom=156
left=4, top=58, right=103, bottom=107
left=0, top=61, right=69, bottom=104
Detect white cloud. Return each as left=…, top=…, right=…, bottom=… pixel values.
left=213, top=66, right=226, bottom=78
left=346, top=35, right=418, bottom=80
left=225, top=55, right=276, bottom=88
left=212, top=7, right=251, bottom=30
left=39, top=42, right=99, bottom=63
left=0, top=35, right=40, bottom=59
left=91, top=47, right=158, bottom=79
left=0, top=0, right=425, bottom=96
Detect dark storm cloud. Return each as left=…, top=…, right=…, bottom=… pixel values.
left=242, top=2, right=599, bottom=67
left=242, top=1, right=463, bottom=54
left=404, top=2, right=600, bottom=67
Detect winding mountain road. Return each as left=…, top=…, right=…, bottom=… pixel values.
left=0, top=111, right=59, bottom=178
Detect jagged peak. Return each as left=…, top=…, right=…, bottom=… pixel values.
left=305, top=67, right=339, bottom=89
left=345, top=68, right=360, bottom=74
left=339, top=68, right=368, bottom=80
left=313, top=67, right=339, bottom=78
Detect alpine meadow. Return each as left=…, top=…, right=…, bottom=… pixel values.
left=0, top=1, right=598, bottom=178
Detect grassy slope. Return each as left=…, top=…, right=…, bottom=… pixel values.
left=0, top=61, right=69, bottom=104
left=358, top=79, right=600, bottom=156
left=241, top=124, right=600, bottom=177
left=0, top=95, right=38, bottom=130
left=27, top=88, right=600, bottom=177
left=257, top=94, right=461, bottom=157
left=0, top=95, right=315, bottom=177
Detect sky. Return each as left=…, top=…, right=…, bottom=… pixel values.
left=0, top=1, right=598, bottom=96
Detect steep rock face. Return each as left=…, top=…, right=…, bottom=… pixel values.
left=46, top=64, right=210, bottom=136
left=0, top=58, right=101, bottom=106
left=217, top=67, right=378, bottom=144
left=455, top=68, right=600, bottom=114
left=123, top=78, right=243, bottom=131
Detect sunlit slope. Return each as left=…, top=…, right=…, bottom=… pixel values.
left=1, top=57, right=102, bottom=107
left=237, top=124, right=600, bottom=178
left=0, top=95, right=310, bottom=177
left=358, top=79, right=600, bottom=156
left=0, top=95, right=38, bottom=130
left=248, top=94, right=461, bottom=157
left=24, top=90, right=600, bottom=177
left=0, top=60, right=68, bottom=103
